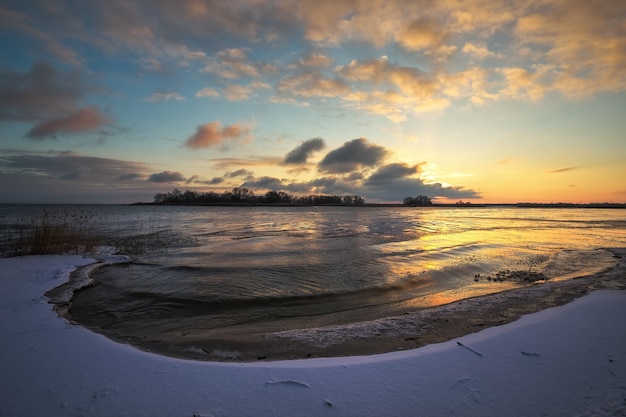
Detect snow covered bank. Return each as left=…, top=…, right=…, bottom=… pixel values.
left=1, top=255, right=625, bottom=417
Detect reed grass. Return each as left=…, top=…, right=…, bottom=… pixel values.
left=1, top=208, right=191, bottom=257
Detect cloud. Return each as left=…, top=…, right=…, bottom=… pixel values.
left=0, top=62, right=84, bottom=121
left=496, top=67, right=548, bottom=101
left=382, top=179, right=481, bottom=201
left=25, top=106, right=111, bottom=139
left=147, top=170, right=186, bottom=183
left=117, top=173, right=141, bottom=181
left=195, top=87, right=219, bottom=98
left=514, top=1, right=626, bottom=98
left=222, top=82, right=270, bottom=101
left=208, top=156, right=282, bottom=170
left=0, top=149, right=179, bottom=203
left=356, top=162, right=480, bottom=200
left=335, top=57, right=446, bottom=119
left=241, top=176, right=286, bottom=190
left=208, top=177, right=225, bottom=184
left=283, top=137, right=326, bottom=165
left=6, top=0, right=623, bottom=111
left=233, top=170, right=480, bottom=203
left=549, top=166, right=581, bottom=174
left=362, top=167, right=481, bottom=201
left=0, top=5, right=82, bottom=66
left=336, top=56, right=391, bottom=83
left=366, top=163, right=422, bottom=183
left=292, top=53, right=333, bottom=69
left=185, top=174, right=200, bottom=184
left=185, top=122, right=251, bottom=149
left=226, top=169, right=254, bottom=178
left=462, top=43, right=499, bottom=60
left=0, top=62, right=112, bottom=138
left=0, top=149, right=148, bottom=182
left=396, top=19, right=450, bottom=53
left=203, top=47, right=277, bottom=80
left=318, top=138, right=388, bottom=173
left=143, top=92, right=185, bottom=102
left=276, top=72, right=351, bottom=98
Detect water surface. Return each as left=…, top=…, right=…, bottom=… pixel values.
left=57, top=205, right=626, bottom=338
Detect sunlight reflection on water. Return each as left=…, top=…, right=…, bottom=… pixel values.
left=45, top=205, right=625, bottom=337
left=4, top=204, right=622, bottom=336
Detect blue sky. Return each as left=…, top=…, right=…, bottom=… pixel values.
left=1, top=0, right=625, bottom=203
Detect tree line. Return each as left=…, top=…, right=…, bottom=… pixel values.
left=153, top=188, right=366, bottom=205
left=402, top=195, right=432, bottom=205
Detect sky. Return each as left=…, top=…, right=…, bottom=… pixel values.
left=0, top=0, right=625, bottom=204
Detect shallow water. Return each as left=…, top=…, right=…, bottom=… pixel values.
left=44, top=205, right=625, bottom=338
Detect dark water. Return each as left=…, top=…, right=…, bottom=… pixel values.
left=2, top=204, right=623, bottom=337
left=33, top=205, right=623, bottom=338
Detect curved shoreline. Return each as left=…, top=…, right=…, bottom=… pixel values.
left=53, top=248, right=626, bottom=363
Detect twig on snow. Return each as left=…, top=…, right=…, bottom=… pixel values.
left=457, top=341, right=483, bottom=356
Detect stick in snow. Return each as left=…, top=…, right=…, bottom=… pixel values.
left=457, top=341, right=483, bottom=356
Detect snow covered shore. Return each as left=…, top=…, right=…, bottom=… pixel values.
left=1, top=254, right=625, bottom=417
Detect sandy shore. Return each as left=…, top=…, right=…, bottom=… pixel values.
left=66, top=249, right=626, bottom=362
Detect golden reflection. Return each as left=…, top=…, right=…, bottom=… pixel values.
left=408, top=282, right=521, bottom=309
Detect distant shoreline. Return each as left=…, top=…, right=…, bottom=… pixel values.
left=131, top=202, right=626, bottom=209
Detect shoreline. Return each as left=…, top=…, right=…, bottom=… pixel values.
left=2, top=252, right=626, bottom=416
left=60, top=248, right=626, bottom=363
left=135, top=202, right=626, bottom=208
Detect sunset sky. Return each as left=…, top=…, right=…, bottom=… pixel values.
left=1, top=0, right=625, bottom=204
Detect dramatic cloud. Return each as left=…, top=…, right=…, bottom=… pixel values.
left=318, top=138, right=388, bottom=173
left=1, top=1, right=622, bottom=204
left=370, top=178, right=481, bottom=201
left=185, top=122, right=251, bottom=149
left=147, top=170, right=185, bottom=183
left=366, top=163, right=422, bottom=183
left=25, top=106, right=111, bottom=139
left=359, top=165, right=480, bottom=201
left=283, top=138, right=326, bottom=165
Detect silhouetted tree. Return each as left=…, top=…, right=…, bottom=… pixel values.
left=153, top=188, right=365, bottom=206
left=403, top=195, right=432, bottom=205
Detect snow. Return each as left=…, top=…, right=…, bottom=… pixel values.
left=1, top=255, right=625, bottom=417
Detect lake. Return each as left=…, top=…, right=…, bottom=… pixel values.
left=8, top=204, right=617, bottom=342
